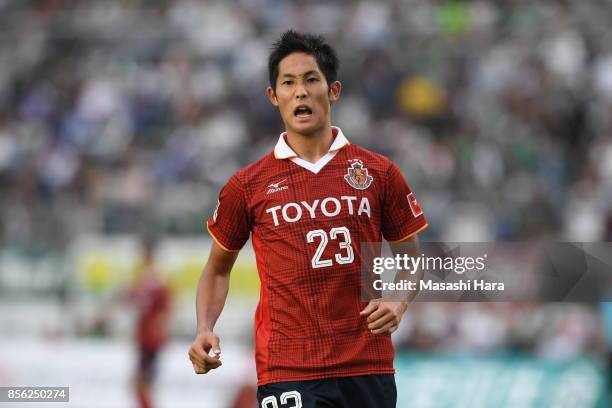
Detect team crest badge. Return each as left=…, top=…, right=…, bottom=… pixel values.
left=344, top=160, right=373, bottom=190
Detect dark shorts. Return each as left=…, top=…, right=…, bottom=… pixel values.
left=138, top=348, right=159, bottom=383
left=257, top=374, right=396, bottom=408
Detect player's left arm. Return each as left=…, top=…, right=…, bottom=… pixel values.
left=360, top=234, right=422, bottom=335
left=361, top=161, right=427, bottom=335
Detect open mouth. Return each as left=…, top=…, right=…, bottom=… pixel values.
left=294, top=105, right=313, bottom=117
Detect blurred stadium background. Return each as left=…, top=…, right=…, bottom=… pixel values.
left=1, top=0, right=612, bottom=407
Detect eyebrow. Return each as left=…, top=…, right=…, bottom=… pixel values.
left=280, top=70, right=320, bottom=79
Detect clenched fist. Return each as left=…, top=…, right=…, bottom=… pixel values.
left=188, top=331, right=222, bottom=374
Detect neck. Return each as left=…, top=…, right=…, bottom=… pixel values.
left=285, top=125, right=334, bottom=164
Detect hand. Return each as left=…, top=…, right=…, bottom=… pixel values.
left=360, top=300, right=408, bottom=335
left=188, top=331, right=222, bottom=374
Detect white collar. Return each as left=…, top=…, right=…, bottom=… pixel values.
left=273, top=126, right=350, bottom=160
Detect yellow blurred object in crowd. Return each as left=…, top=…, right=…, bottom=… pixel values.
left=398, top=76, right=446, bottom=117
left=82, top=255, right=114, bottom=292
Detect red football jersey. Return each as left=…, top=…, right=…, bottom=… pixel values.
left=130, top=274, right=172, bottom=352
left=207, top=127, right=427, bottom=385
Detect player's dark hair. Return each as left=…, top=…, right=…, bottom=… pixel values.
left=268, top=30, right=339, bottom=91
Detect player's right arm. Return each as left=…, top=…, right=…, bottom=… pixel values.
left=190, top=174, right=251, bottom=374
left=188, top=242, right=240, bottom=374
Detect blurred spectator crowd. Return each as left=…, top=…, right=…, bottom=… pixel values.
left=1, top=0, right=612, bottom=249
left=397, top=303, right=604, bottom=359
left=1, top=1, right=612, bottom=374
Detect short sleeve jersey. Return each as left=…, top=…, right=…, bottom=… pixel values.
left=131, top=275, right=171, bottom=352
left=207, top=127, right=428, bottom=386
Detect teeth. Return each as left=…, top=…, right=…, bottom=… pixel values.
left=295, top=107, right=311, bottom=115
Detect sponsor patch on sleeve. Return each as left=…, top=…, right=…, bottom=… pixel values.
left=407, top=192, right=423, bottom=217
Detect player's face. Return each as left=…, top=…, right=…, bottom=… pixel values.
left=267, top=52, right=341, bottom=136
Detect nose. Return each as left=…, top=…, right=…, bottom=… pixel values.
left=295, top=81, right=307, bottom=99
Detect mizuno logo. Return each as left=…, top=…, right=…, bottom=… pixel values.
left=267, top=179, right=289, bottom=194
left=268, top=179, right=286, bottom=189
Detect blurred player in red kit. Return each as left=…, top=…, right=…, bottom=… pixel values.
left=130, top=236, right=172, bottom=408
left=188, top=31, right=427, bottom=408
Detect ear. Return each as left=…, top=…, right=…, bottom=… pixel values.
left=266, top=86, right=279, bottom=107
left=328, top=80, right=342, bottom=103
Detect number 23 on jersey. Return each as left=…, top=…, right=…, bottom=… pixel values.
left=306, top=226, right=354, bottom=269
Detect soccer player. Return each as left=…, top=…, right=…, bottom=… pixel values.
left=188, top=30, right=428, bottom=408
left=129, top=237, right=172, bottom=408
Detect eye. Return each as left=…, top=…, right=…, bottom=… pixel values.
left=282, top=80, right=293, bottom=85
left=307, top=77, right=319, bottom=83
